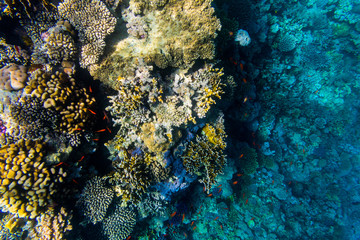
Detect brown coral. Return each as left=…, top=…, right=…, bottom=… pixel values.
left=0, top=64, right=28, bottom=91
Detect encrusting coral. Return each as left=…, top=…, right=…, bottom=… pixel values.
left=58, top=0, right=117, bottom=70
left=182, top=115, right=227, bottom=193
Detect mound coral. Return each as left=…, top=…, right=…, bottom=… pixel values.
left=182, top=115, right=227, bottom=193
left=0, top=64, right=28, bottom=91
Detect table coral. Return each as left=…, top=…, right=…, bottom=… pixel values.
left=182, top=115, right=227, bottom=193
left=92, top=0, right=221, bottom=82
left=58, top=0, right=117, bottom=70
left=0, top=139, right=66, bottom=219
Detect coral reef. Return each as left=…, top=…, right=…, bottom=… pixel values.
left=182, top=116, right=227, bottom=193
left=58, top=0, right=117, bottom=69
left=31, top=207, right=72, bottom=240
left=92, top=0, right=221, bottom=81
left=78, top=176, right=114, bottom=224
left=102, top=205, right=136, bottom=240
left=0, top=139, right=66, bottom=219
left=2, top=0, right=55, bottom=19
left=0, top=64, right=28, bottom=91
left=0, top=38, right=29, bottom=68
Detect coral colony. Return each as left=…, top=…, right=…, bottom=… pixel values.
left=0, top=0, right=359, bottom=239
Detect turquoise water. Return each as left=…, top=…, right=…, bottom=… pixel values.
left=0, top=0, right=359, bottom=239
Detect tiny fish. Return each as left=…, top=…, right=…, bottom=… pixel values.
left=240, top=63, right=244, bottom=71
left=218, top=188, right=222, bottom=193
left=272, top=179, right=274, bottom=184
left=218, top=184, right=222, bottom=188
left=192, top=226, right=197, bottom=231
left=182, top=214, right=185, bottom=222
left=233, top=181, right=238, bottom=185
left=303, top=149, right=306, bottom=153
left=170, top=212, right=176, bottom=218
left=250, top=217, right=255, bottom=221
left=245, top=198, right=249, bottom=205
left=243, top=78, right=247, bottom=83
left=207, top=193, right=213, bottom=197
left=214, top=216, right=219, bottom=221
left=96, top=129, right=106, bottom=132
left=126, top=236, right=131, bottom=240
left=106, top=127, right=112, bottom=133
left=220, top=224, right=223, bottom=230
left=92, top=139, right=99, bottom=141
left=88, top=109, right=96, bottom=115
left=239, top=154, right=244, bottom=159
left=72, top=179, right=79, bottom=184
left=229, top=31, right=233, bottom=36
left=78, top=156, right=85, bottom=162
left=237, top=173, right=243, bottom=177
left=288, top=181, right=292, bottom=185
left=183, top=232, right=187, bottom=238
left=191, top=221, right=194, bottom=226
left=89, top=86, right=93, bottom=93
left=243, top=97, right=248, bottom=103
left=73, top=128, right=82, bottom=131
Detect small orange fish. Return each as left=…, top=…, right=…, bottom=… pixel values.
left=314, top=90, right=318, bottom=94
left=214, top=216, right=219, bottom=221
left=229, top=31, right=233, bottom=36
left=72, top=179, right=79, bottom=184
left=288, top=181, right=292, bottom=185
left=242, top=193, right=246, bottom=199
left=192, top=226, right=197, bottom=231
left=218, top=184, right=222, bottom=188
left=170, top=212, right=176, bottom=218
left=92, top=139, right=99, bottom=141
left=240, top=63, right=244, bottom=71
left=245, top=198, right=249, bottom=205
left=233, top=181, right=238, bottom=185
left=191, top=221, right=194, bottom=226
left=239, top=154, right=244, bottom=159
left=88, top=109, right=96, bottom=115
left=218, top=188, right=222, bottom=193
left=126, top=236, right=131, bottom=240
left=55, top=162, right=69, bottom=167
left=250, top=217, right=255, bottom=221
left=183, top=232, right=187, bottom=238
left=207, top=193, right=213, bottom=197
left=243, top=97, right=248, bottom=103
left=233, top=61, right=237, bottom=65
left=106, top=127, right=112, bottom=133
left=237, top=173, right=243, bottom=177
left=73, top=128, right=82, bottom=131
left=182, top=213, right=185, bottom=222
left=272, top=179, right=274, bottom=184
left=220, top=224, right=223, bottom=230
left=89, top=86, right=93, bottom=93
left=78, top=156, right=85, bottom=162
left=96, top=129, right=106, bottom=132
left=303, top=149, right=305, bottom=153
left=243, top=78, right=247, bottom=83
left=203, top=186, right=205, bottom=192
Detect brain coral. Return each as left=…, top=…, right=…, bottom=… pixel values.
left=92, top=0, right=221, bottom=83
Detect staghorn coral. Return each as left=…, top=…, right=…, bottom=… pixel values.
left=0, top=139, right=67, bottom=219
left=58, top=0, right=117, bottom=69
left=31, top=207, right=72, bottom=240
left=77, top=176, right=114, bottom=224
left=0, top=64, right=28, bottom=91
left=182, top=115, right=227, bottom=193
left=92, top=0, right=221, bottom=81
left=102, top=205, right=136, bottom=240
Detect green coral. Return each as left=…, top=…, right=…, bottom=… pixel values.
left=182, top=115, right=227, bottom=193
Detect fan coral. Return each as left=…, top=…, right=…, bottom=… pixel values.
left=78, top=177, right=114, bottom=224
left=182, top=115, right=227, bottom=193
left=58, top=0, right=117, bottom=69
left=102, top=205, right=136, bottom=240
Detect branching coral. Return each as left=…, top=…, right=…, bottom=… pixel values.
left=58, top=0, right=117, bottom=69
left=182, top=115, right=227, bottom=193
left=0, top=139, right=66, bottom=219
left=78, top=176, right=114, bottom=224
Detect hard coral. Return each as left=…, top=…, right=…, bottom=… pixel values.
left=58, top=0, right=117, bottom=69
left=102, top=205, right=136, bottom=240
left=93, top=0, right=221, bottom=81
left=0, top=64, right=28, bottom=91
left=78, top=176, right=114, bottom=224
left=0, top=139, right=65, bottom=219
left=182, top=115, right=227, bottom=193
